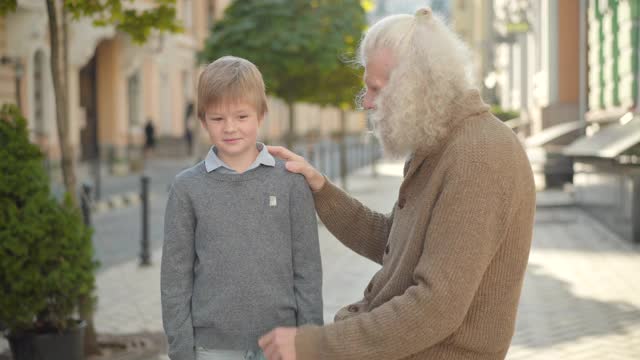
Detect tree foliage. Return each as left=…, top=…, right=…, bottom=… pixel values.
left=0, top=0, right=17, bottom=15
left=65, top=0, right=181, bottom=43
left=0, top=0, right=181, bottom=43
left=199, top=0, right=367, bottom=108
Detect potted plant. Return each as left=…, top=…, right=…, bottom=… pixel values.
left=0, top=104, right=97, bottom=360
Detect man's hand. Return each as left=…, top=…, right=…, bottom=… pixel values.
left=267, top=146, right=326, bottom=192
left=259, top=327, right=298, bottom=360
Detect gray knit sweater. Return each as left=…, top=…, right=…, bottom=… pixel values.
left=161, top=159, right=323, bottom=360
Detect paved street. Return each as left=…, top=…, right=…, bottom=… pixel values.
left=91, top=195, right=167, bottom=271
left=2, top=161, right=639, bottom=359
left=84, top=157, right=195, bottom=271
left=510, top=206, right=640, bottom=359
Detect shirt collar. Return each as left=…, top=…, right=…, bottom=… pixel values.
left=205, top=142, right=275, bottom=173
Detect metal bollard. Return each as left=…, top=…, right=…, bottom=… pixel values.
left=327, top=142, right=333, bottom=179
left=370, top=136, right=378, bottom=178
left=316, top=142, right=324, bottom=175
left=340, top=136, right=348, bottom=191
left=80, top=183, right=92, bottom=227
left=93, top=154, right=102, bottom=200
left=140, top=175, right=151, bottom=266
left=633, top=175, right=640, bottom=244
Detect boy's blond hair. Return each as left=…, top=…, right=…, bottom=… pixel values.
left=197, top=56, right=268, bottom=120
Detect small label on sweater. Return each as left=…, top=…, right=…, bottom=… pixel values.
left=269, top=196, right=277, bottom=207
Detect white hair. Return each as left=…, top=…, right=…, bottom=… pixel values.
left=358, top=8, right=475, bottom=158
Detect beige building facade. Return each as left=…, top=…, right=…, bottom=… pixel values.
left=1, top=0, right=225, bottom=167
left=450, top=0, right=495, bottom=103
left=1, top=0, right=365, bottom=174
left=492, top=0, right=581, bottom=136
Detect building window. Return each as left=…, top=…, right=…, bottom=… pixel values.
left=127, top=71, right=141, bottom=127
left=207, top=0, right=217, bottom=29
left=160, top=72, right=173, bottom=134
left=183, top=0, right=193, bottom=31
left=182, top=70, right=194, bottom=132
left=182, top=70, right=192, bottom=100
left=33, top=50, right=45, bottom=138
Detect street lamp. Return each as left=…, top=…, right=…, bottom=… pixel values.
left=0, top=55, right=24, bottom=112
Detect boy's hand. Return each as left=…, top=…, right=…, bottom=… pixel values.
left=259, top=327, right=297, bottom=360
left=267, top=146, right=326, bottom=192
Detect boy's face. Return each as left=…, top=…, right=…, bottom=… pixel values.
left=201, top=101, right=264, bottom=160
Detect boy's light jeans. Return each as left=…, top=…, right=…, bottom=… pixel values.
left=196, top=347, right=266, bottom=360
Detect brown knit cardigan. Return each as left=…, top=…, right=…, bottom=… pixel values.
left=295, top=90, right=536, bottom=360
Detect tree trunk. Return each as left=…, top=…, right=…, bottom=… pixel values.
left=339, top=109, right=347, bottom=191
left=79, top=296, right=100, bottom=355
left=46, top=0, right=99, bottom=355
left=45, top=0, right=77, bottom=206
left=286, top=101, right=295, bottom=149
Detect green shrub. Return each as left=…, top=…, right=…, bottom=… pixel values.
left=0, top=104, right=97, bottom=334
left=490, top=105, right=520, bottom=122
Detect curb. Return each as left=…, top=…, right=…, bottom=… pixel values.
left=92, top=192, right=156, bottom=215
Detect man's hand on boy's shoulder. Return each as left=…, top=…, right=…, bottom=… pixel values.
left=267, top=146, right=326, bottom=193
left=259, top=327, right=297, bottom=360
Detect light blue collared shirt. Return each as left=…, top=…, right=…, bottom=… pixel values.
left=204, top=142, right=276, bottom=174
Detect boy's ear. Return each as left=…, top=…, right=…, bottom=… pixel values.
left=258, top=112, right=267, bottom=125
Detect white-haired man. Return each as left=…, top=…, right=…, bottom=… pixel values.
left=259, top=8, right=535, bottom=360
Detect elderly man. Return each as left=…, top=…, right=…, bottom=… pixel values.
left=260, top=8, right=535, bottom=360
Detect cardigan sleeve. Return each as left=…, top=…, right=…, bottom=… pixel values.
left=312, top=179, right=394, bottom=265
left=296, top=159, right=517, bottom=359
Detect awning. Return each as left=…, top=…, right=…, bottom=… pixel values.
left=525, top=121, right=584, bottom=148
left=563, top=115, right=640, bottom=158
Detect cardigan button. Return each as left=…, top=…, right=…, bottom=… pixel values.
left=347, top=305, right=359, bottom=312
left=398, top=198, right=406, bottom=209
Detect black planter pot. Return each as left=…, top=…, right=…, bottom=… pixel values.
left=8, top=320, right=86, bottom=360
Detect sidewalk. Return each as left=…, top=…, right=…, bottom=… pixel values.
left=88, top=163, right=396, bottom=359
left=510, top=207, right=640, bottom=359
left=2, top=160, right=639, bottom=359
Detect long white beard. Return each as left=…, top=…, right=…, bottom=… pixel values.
left=370, top=110, right=410, bottom=159
left=370, top=102, right=451, bottom=159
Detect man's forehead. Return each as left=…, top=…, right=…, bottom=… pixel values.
left=370, top=47, right=396, bottom=65
left=365, top=47, right=396, bottom=81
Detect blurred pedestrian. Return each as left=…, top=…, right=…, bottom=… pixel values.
left=185, top=101, right=195, bottom=156
left=144, top=118, right=155, bottom=157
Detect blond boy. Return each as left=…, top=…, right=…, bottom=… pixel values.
left=161, top=56, right=323, bottom=360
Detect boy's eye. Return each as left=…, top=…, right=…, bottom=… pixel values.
left=210, top=117, right=222, bottom=121
left=239, top=115, right=249, bottom=119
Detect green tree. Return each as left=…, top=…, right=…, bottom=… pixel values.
left=304, top=1, right=367, bottom=190
left=1, top=0, right=181, bottom=354
left=312, top=62, right=365, bottom=190
left=199, top=0, right=367, bottom=148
